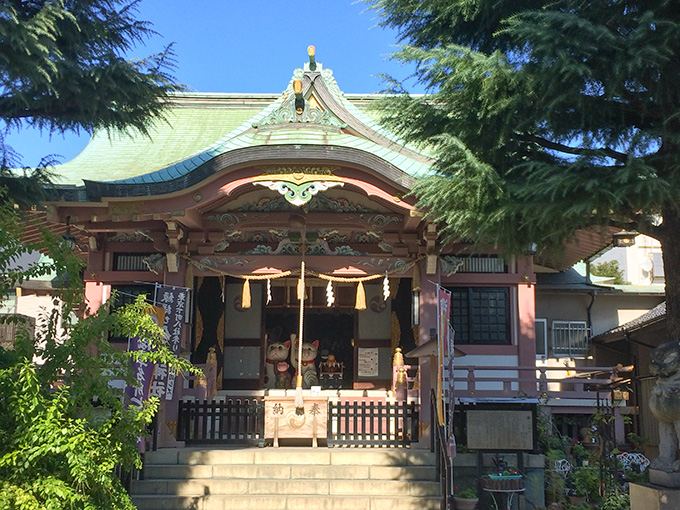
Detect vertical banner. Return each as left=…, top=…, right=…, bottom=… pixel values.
left=447, top=323, right=457, bottom=457
left=437, top=286, right=451, bottom=428
left=150, top=285, right=190, bottom=401
left=125, top=305, right=165, bottom=408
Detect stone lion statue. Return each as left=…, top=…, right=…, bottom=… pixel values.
left=649, top=340, right=680, bottom=472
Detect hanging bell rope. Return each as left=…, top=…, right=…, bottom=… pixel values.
left=295, top=258, right=306, bottom=411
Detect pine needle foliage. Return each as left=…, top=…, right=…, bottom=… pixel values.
left=366, top=0, right=680, bottom=334
left=0, top=0, right=184, bottom=173
left=0, top=0, right=182, bottom=135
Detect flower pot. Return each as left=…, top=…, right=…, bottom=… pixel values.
left=453, top=496, right=479, bottom=510
left=569, top=495, right=587, bottom=505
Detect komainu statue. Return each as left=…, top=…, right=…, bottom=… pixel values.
left=649, top=340, right=680, bottom=472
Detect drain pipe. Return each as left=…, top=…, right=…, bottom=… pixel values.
left=585, top=260, right=594, bottom=342
left=587, top=290, right=596, bottom=345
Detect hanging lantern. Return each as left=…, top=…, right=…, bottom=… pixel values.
left=326, top=280, right=335, bottom=307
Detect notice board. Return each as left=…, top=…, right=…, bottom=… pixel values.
left=466, top=409, right=534, bottom=451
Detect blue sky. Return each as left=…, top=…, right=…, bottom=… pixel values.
left=8, top=0, right=420, bottom=167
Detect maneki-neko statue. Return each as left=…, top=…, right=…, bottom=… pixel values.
left=291, top=336, right=319, bottom=389
left=264, top=337, right=292, bottom=389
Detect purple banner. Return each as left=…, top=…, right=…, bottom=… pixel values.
left=125, top=306, right=165, bottom=408
left=150, top=285, right=189, bottom=401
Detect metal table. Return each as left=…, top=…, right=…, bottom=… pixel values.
left=482, top=487, right=525, bottom=510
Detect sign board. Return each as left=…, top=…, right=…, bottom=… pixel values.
left=265, top=397, right=328, bottom=441
left=357, top=347, right=379, bottom=377
left=466, top=409, right=534, bottom=451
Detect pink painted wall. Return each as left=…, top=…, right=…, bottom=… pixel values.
left=84, top=281, right=110, bottom=315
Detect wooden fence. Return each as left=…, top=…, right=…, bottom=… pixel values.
left=177, top=397, right=265, bottom=446
left=327, top=400, right=419, bottom=447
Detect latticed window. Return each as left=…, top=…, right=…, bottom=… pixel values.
left=448, top=287, right=511, bottom=345
left=551, top=320, right=589, bottom=358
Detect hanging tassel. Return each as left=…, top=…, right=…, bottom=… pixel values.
left=266, top=278, right=272, bottom=305
left=241, top=278, right=251, bottom=309
left=355, top=281, right=367, bottom=310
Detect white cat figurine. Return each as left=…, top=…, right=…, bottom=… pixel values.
left=291, top=339, right=319, bottom=389
left=264, top=339, right=291, bottom=389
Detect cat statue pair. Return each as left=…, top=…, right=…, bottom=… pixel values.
left=264, top=335, right=319, bottom=389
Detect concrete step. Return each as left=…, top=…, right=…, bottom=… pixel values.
left=132, top=494, right=443, bottom=510
left=140, top=463, right=436, bottom=481
left=131, top=478, right=441, bottom=497
left=144, top=447, right=436, bottom=467
left=133, top=447, right=442, bottom=510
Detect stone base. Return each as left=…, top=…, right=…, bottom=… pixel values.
left=631, top=482, right=680, bottom=510
left=650, top=469, right=680, bottom=488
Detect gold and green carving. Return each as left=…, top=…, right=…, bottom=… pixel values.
left=252, top=172, right=344, bottom=207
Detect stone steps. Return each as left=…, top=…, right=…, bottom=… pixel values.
left=132, top=494, right=442, bottom=510
left=131, top=447, right=442, bottom=510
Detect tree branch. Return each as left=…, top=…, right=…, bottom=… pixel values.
left=518, top=133, right=628, bottom=163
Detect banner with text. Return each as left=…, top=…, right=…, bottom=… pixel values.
left=125, top=305, right=165, bottom=408
left=437, top=286, right=451, bottom=428
left=150, top=285, right=190, bottom=401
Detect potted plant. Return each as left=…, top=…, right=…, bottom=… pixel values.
left=453, top=486, right=479, bottom=510
left=571, top=442, right=588, bottom=466
left=567, top=466, right=600, bottom=505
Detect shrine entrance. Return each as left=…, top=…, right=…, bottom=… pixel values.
left=265, top=308, right=355, bottom=389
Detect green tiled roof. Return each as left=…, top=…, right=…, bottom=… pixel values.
left=52, top=96, right=272, bottom=185
left=51, top=67, right=435, bottom=189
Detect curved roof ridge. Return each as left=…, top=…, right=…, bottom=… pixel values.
left=52, top=59, right=436, bottom=190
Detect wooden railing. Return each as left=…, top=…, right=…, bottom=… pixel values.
left=177, top=397, right=265, bottom=446
left=327, top=399, right=419, bottom=447
left=450, top=365, right=633, bottom=402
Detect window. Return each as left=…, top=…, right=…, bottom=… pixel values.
left=551, top=320, right=589, bottom=358
left=449, top=287, right=511, bottom=345
left=109, top=284, right=155, bottom=342
left=535, top=318, right=547, bottom=358
left=0, top=314, right=35, bottom=349
left=113, top=253, right=156, bottom=271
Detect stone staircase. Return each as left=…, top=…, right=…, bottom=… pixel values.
left=131, top=447, right=442, bottom=510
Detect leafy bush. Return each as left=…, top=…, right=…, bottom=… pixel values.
left=0, top=204, right=196, bottom=509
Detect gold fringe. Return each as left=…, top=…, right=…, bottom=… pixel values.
left=241, top=279, right=251, bottom=309
left=355, top=281, right=367, bottom=310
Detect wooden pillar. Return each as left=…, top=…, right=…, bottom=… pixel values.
left=516, top=255, right=537, bottom=392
